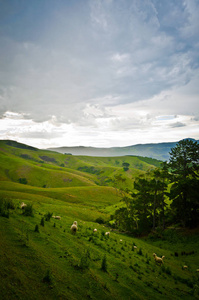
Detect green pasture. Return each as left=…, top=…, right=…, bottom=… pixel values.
left=0, top=140, right=199, bottom=299
left=1, top=200, right=199, bottom=299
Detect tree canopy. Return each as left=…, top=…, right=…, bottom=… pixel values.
left=113, top=139, right=199, bottom=233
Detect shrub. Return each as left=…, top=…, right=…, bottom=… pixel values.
left=0, top=200, right=9, bottom=218
left=96, top=217, right=105, bottom=224
left=0, top=198, right=15, bottom=218
left=6, top=199, right=15, bottom=210
left=40, top=217, right=45, bottom=226
left=22, top=204, right=33, bottom=216
left=45, top=212, right=53, bottom=221
left=43, top=270, right=52, bottom=284
left=101, top=255, right=108, bottom=272
left=19, top=177, right=28, bottom=184
left=34, top=225, right=39, bottom=232
left=138, top=248, right=143, bottom=256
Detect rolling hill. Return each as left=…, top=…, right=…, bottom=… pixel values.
left=0, top=140, right=199, bottom=299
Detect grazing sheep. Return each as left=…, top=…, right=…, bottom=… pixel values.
left=93, top=229, right=97, bottom=232
left=52, top=216, right=61, bottom=220
left=105, top=232, right=110, bottom=236
left=71, top=221, right=78, bottom=234
left=134, top=246, right=137, bottom=249
left=153, top=253, right=165, bottom=265
left=183, top=265, right=188, bottom=269
left=20, top=202, right=27, bottom=209
left=196, top=269, right=199, bottom=272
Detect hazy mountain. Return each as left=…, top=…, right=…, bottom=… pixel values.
left=48, top=138, right=199, bottom=161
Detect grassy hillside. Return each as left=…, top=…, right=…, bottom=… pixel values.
left=0, top=140, right=161, bottom=188
left=1, top=200, right=199, bottom=299
left=0, top=140, right=199, bottom=299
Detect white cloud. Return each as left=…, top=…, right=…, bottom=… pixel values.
left=0, top=0, right=198, bottom=147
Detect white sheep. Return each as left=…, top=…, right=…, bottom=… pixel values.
left=71, top=221, right=78, bottom=234
left=105, top=232, right=110, bottom=236
left=134, top=246, right=137, bottom=249
left=93, top=228, right=97, bottom=232
left=20, top=202, right=27, bottom=209
left=52, top=216, right=61, bottom=220
left=153, top=253, right=165, bottom=265
left=183, top=265, right=188, bottom=269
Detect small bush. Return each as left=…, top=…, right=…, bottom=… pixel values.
left=40, top=217, right=45, bottom=226
left=45, top=212, right=53, bottom=221
left=0, top=198, right=15, bottom=218
left=43, top=270, right=52, bottom=284
left=146, top=258, right=150, bottom=265
left=101, top=255, right=108, bottom=272
left=138, top=248, right=143, bottom=256
left=0, top=201, right=9, bottom=218
left=6, top=199, right=15, bottom=210
left=22, top=204, right=33, bottom=216
left=34, top=224, right=39, bottom=232
left=19, top=177, right=28, bottom=184
left=96, top=217, right=105, bottom=224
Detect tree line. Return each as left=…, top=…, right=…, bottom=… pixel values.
left=113, top=139, right=199, bottom=233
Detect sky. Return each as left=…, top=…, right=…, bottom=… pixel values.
left=0, top=0, right=199, bottom=149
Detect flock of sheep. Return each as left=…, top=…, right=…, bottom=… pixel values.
left=20, top=202, right=198, bottom=271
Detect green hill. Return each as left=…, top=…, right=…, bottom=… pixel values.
left=0, top=140, right=199, bottom=299
left=0, top=140, right=161, bottom=188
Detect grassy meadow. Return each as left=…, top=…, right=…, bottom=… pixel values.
left=0, top=140, right=199, bottom=299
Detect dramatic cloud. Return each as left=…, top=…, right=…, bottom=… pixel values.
left=0, top=0, right=199, bottom=148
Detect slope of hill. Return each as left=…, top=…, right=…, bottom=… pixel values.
left=48, top=138, right=199, bottom=160
left=0, top=140, right=199, bottom=299
left=0, top=140, right=161, bottom=189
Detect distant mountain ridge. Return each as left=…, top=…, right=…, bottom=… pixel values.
left=48, top=138, right=199, bottom=161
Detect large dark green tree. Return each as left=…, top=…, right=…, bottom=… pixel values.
left=113, top=163, right=169, bottom=234
left=168, top=139, right=199, bottom=227
left=132, top=177, right=153, bottom=232
left=132, top=167, right=169, bottom=232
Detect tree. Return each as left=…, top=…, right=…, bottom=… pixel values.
left=132, top=177, right=153, bottom=232
left=113, top=165, right=169, bottom=233
left=122, top=162, right=130, bottom=171
left=168, top=139, right=199, bottom=227
left=151, top=165, right=169, bottom=230
left=132, top=172, right=168, bottom=232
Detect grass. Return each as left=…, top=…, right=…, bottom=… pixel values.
left=1, top=196, right=199, bottom=299
left=0, top=140, right=199, bottom=299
